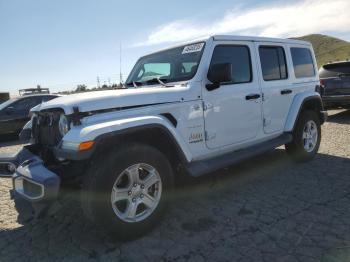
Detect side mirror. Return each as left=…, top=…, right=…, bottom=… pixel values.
left=206, top=63, right=232, bottom=91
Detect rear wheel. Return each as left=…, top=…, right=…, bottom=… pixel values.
left=81, top=144, right=174, bottom=240
left=285, top=110, right=321, bottom=162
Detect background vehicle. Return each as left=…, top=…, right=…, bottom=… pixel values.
left=19, top=87, right=50, bottom=96
left=319, top=61, right=350, bottom=109
left=0, top=93, right=10, bottom=103
left=0, top=94, right=59, bottom=138
left=1, top=35, right=326, bottom=240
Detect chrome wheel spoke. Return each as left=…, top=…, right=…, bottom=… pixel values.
left=125, top=201, right=139, bottom=219
left=111, top=187, right=130, bottom=203
left=110, top=163, right=162, bottom=223
left=127, top=165, right=140, bottom=184
left=143, top=170, right=160, bottom=189
left=142, top=194, right=156, bottom=208
left=302, top=120, right=318, bottom=153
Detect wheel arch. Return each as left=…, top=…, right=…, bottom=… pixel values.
left=92, top=124, right=190, bottom=172
left=284, top=92, right=326, bottom=132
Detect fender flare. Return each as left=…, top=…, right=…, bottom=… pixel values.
left=284, top=92, right=324, bottom=132
left=60, top=115, right=192, bottom=162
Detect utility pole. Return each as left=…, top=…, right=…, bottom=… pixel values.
left=97, top=76, right=100, bottom=88
left=119, top=43, right=123, bottom=85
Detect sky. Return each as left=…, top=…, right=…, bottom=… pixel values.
left=1, top=0, right=350, bottom=95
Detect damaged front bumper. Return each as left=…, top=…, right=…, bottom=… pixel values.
left=0, top=147, right=60, bottom=203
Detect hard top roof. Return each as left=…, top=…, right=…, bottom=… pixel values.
left=211, top=35, right=311, bottom=45
left=142, top=35, right=311, bottom=57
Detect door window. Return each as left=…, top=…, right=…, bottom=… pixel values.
left=259, top=46, right=288, bottom=81
left=291, top=48, right=315, bottom=78
left=209, top=45, right=252, bottom=84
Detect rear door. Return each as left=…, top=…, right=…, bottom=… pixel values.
left=203, top=41, right=262, bottom=149
left=289, top=45, right=319, bottom=98
left=256, top=43, right=294, bottom=134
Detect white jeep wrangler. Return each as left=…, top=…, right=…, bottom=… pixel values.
left=0, top=35, right=327, bottom=239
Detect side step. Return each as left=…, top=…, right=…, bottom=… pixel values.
left=186, top=133, right=293, bottom=177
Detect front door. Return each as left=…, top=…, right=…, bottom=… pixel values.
left=203, top=41, right=262, bottom=149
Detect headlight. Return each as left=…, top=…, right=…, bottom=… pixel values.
left=58, top=114, right=70, bottom=136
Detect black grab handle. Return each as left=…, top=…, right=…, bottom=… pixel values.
left=246, top=94, right=261, bottom=100
left=281, top=89, right=292, bottom=95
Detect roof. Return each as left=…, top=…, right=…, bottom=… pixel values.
left=12, top=94, right=60, bottom=100
left=211, top=35, right=311, bottom=45
left=143, top=34, right=311, bottom=57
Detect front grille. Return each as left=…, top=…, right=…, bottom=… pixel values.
left=34, top=110, right=63, bottom=147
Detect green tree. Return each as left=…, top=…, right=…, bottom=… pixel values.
left=76, top=84, right=87, bottom=92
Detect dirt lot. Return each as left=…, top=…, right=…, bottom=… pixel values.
left=0, top=110, right=350, bottom=262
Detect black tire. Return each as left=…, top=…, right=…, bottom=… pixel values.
left=81, top=143, right=174, bottom=240
left=285, top=110, right=321, bottom=162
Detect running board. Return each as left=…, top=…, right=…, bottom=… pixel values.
left=186, top=133, right=293, bottom=177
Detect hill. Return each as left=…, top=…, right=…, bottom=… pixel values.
left=293, top=34, right=350, bottom=68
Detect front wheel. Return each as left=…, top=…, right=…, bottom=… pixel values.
left=81, top=144, right=174, bottom=240
left=285, top=110, right=321, bottom=162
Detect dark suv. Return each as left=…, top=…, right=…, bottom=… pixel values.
left=0, top=94, right=59, bottom=138
left=319, top=61, right=350, bottom=109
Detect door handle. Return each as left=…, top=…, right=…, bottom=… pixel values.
left=245, top=94, right=261, bottom=100
left=281, top=89, right=292, bottom=95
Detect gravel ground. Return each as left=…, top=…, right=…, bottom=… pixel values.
left=0, top=110, right=350, bottom=262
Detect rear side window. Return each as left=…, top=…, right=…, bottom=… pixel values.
left=291, top=48, right=315, bottom=78
left=210, top=45, right=252, bottom=84
left=259, top=46, right=288, bottom=81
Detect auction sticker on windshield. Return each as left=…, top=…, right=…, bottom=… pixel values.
left=182, top=43, right=205, bottom=54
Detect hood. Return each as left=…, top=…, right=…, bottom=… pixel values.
left=37, top=85, right=195, bottom=115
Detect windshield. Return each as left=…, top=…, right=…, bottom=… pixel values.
left=0, top=98, right=16, bottom=111
left=126, top=42, right=205, bottom=87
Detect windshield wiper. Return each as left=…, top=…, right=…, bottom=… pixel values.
left=126, top=78, right=175, bottom=88
left=125, top=81, right=143, bottom=88
left=146, top=77, right=174, bottom=87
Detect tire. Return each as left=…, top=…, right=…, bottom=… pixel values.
left=81, top=143, right=174, bottom=240
left=285, top=110, right=321, bottom=162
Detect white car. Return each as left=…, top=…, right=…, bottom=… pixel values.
left=0, top=35, right=327, bottom=239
